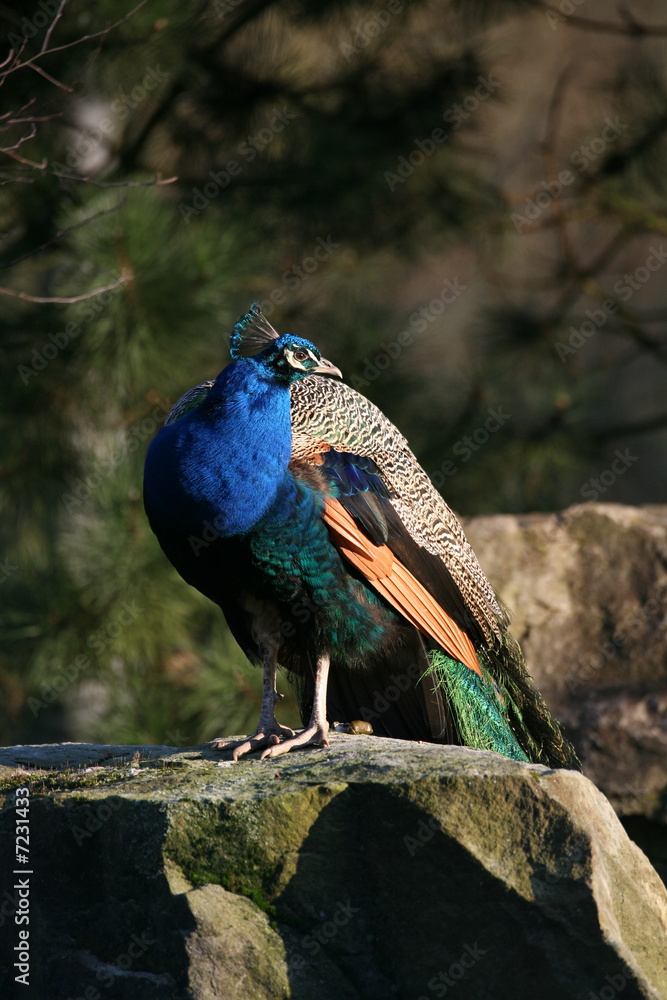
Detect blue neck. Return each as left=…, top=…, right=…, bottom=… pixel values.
left=144, top=359, right=293, bottom=536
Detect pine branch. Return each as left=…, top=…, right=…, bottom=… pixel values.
left=0, top=203, right=125, bottom=271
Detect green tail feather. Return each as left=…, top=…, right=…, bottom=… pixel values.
left=423, top=651, right=530, bottom=762
left=424, top=636, right=580, bottom=770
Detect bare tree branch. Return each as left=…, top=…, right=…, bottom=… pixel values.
left=0, top=175, right=34, bottom=185
left=41, top=0, right=69, bottom=54
left=28, top=61, right=72, bottom=93
left=540, top=3, right=667, bottom=36
left=1, top=123, right=37, bottom=153
left=2, top=147, right=47, bottom=169
left=0, top=1, right=147, bottom=82
left=0, top=274, right=130, bottom=304
left=540, top=63, right=578, bottom=274
left=47, top=171, right=178, bottom=187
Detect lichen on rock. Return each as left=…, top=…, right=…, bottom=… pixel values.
left=1, top=734, right=666, bottom=998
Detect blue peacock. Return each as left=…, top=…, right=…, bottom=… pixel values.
left=143, top=303, right=578, bottom=767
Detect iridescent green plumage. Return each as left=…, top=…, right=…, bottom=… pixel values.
left=424, top=651, right=529, bottom=762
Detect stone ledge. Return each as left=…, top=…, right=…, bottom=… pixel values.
left=1, top=735, right=666, bottom=999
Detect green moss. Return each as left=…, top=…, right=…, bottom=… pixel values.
left=190, top=868, right=223, bottom=887
left=0, top=768, right=126, bottom=797
left=240, top=887, right=277, bottom=919
left=163, top=784, right=347, bottom=911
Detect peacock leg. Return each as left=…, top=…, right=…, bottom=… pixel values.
left=210, top=645, right=294, bottom=761
left=260, top=652, right=330, bottom=759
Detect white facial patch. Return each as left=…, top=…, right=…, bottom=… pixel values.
left=284, top=347, right=318, bottom=371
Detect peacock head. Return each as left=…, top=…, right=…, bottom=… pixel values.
left=229, top=302, right=342, bottom=384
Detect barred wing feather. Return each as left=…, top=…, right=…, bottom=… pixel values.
left=290, top=375, right=504, bottom=645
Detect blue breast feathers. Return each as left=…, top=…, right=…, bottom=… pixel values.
left=143, top=359, right=293, bottom=537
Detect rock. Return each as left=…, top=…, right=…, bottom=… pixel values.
left=176, top=882, right=290, bottom=1000
left=1, top=735, right=667, bottom=999
left=463, top=503, right=667, bottom=832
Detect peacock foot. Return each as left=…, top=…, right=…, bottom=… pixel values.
left=210, top=720, right=295, bottom=761
left=259, top=721, right=330, bottom=759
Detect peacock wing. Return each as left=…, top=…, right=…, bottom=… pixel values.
left=290, top=374, right=505, bottom=646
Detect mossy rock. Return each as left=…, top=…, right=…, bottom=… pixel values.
left=1, top=735, right=666, bottom=999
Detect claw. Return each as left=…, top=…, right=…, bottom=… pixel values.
left=260, top=722, right=330, bottom=759
left=210, top=651, right=330, bottom=762
left=210, top=723, right=294, bottom=760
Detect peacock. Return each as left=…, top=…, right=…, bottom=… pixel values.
left=143, top=303, right=578, bottom=768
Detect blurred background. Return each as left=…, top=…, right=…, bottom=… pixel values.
left=1, top=0, right=666, bottom=748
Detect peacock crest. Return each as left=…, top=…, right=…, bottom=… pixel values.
left=229, top=301, right=279, bottom=360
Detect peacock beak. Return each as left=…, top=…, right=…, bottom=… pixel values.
left=312, top=357, right=343, bottom=379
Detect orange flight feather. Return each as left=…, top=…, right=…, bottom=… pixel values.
left=323, top=498, right=482, bottom=677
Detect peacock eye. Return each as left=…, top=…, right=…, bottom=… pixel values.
left=292, top=349, right=309, bottom=362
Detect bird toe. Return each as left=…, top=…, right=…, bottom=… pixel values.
left=209, top=724, right=293, bottom=760
left=260, top=723, right=330, bottom=759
